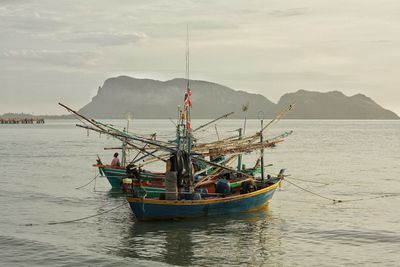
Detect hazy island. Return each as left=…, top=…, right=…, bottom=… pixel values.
left=78, top=76, right=399, bottom=119
left=2, top=76, right=399, bottom=120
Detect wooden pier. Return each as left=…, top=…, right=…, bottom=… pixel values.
left=0, top=118, right=45, bottom=124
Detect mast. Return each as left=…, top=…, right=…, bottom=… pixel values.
left=237, top=128, right=242, bottom=171
left=121, top=132, right=127, bottom=166
left=176, top=105, right=182, bottom=150
left=260, top=118, right=265, bottom=181
left=185, top=25, right=193, bottom=186
left=121, top=118, right=130, bottom=166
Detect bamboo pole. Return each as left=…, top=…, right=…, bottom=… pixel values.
left=193, top=111, right=234, bottom=132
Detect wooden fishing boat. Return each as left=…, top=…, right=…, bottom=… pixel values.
left=58, top=38, right=293, bottom=223
left=94, top=163, right=164, bottom=189
left=95, top=164, right=126, bottom=188
left=127, top=177, right=282, bottom=221
left=96, top=155, right=263, bottom=196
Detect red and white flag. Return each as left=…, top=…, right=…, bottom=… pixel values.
left=184, top=92, right=192, bottom=108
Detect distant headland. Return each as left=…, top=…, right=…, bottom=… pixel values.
left=2, top=76, right=399, bottom=120
left=78, top=76, right=399, bottom=119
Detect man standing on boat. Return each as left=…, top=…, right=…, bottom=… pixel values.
left=111, top=153, right=120, bottom=166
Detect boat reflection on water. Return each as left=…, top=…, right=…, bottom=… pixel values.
left=113, top=207, right=285, bottom=266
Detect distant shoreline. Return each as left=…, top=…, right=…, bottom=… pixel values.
left=2, top=110, right=399, bottom=120
left=0, top=113, right=73, bottom=120
left=1, top=114, right=398, bottom=121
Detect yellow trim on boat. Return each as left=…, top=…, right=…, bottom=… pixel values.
left=127, top=179, right=281, bottom=205
left=246, top=202, right=269, bottom=213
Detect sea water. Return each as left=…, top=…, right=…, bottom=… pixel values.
left=0, top=119, right=399, bottom=266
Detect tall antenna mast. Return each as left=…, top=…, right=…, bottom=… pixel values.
left=185, top=25, right=193, bottom=189
left=186, top=24, right=190, bottom=90
left=185, top=25, right=191, bottom=136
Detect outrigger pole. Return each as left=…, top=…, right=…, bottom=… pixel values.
left=192, top=156, right=254, bottom=179
left=193, top=111, right=235, bottom=132
left=59, top=103, right=108, bottom=133
left=60, top=103, right=175, bottom=151
left=250, top=104, right=294, bottom=142
left=75, top=124, right=168, bottom=163
left=93, top=119, right=175, bottom=150
left=59, top=103, right=179, bottom=165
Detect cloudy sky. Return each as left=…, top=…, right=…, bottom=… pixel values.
left=1, top=0, right=399, bottom=115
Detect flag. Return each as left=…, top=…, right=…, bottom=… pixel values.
left=184, top=92, right=192, bottom=108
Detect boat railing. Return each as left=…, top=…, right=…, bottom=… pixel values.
left=129, top=189, right=226, bottom=200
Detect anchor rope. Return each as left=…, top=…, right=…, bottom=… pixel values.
left=286, top=176, right=330, bottom=185
left=23, top=201, right=127, bottom=226
left=336, top=193, right=400, bottom=203
left=75, top=173, right=99, bottom=189
left=47, top=202, right=126, bottom=225
left=285, top=178, right=400, bottom=204
left=285, top=178, right=340, bottom=203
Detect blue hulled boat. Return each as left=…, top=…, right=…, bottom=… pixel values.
left=127, top=177, right=282, bottom=221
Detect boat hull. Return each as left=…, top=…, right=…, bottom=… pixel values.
left=101, top=167, right=127, bottom=188
left=127, top=179, right=281, bottom=221
left=96, top=165, right=165, bottom=190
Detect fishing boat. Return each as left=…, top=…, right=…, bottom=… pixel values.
left=58, top=33, right=293, bottom=221
left=89, top=116, right=267, bottom=191
left=123, top=39, right=291, bottom=220
left=59, top=81, right=292, bottom=221
left=127, top=175, right=283, bottom=221
left=94, top=162, right=164, bottom=189
left=92, top=125, right=167, bottom=190
left=59, top=96, right=291, bottom=220
left=96, top=156, right=263, bottom=196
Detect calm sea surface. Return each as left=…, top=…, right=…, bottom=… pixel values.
left=0, top=119, right=399, bottom=266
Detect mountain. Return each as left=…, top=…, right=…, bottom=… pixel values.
left=78, top=76, right=399, bottom=119
left=79, top=76, right=275, bottom=119
left=276, top=90, right=399, bottom=119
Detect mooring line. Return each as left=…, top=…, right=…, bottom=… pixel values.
left=285, top=178, right=340, bottom=203
left=23, top=201, right=127, bottom=226
left=285, top=178, right=400, bottom=204
left=337, top=193, right=400, bottom=203
left=75, top=173, right=99, bottom=189
left=287, top=176, right=330, bottom=185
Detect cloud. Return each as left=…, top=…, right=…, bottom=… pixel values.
left=268, top=7, right=309, bottom=18
left=0, top=5, right=66, bottom=33
left=0, top=1, right=399, bottom=115
left=64, top=31, right=147, bottom=46
left=367, top=39, right=392, bottom=44
left=2, top=49, right=102, bottom=67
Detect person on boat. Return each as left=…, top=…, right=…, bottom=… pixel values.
left=111, top=152, right=120, bottom=166
left=215, top=172, right=231, bottom=195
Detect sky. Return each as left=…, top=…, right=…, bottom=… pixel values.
left=1, top=0, right=399, bottom=115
